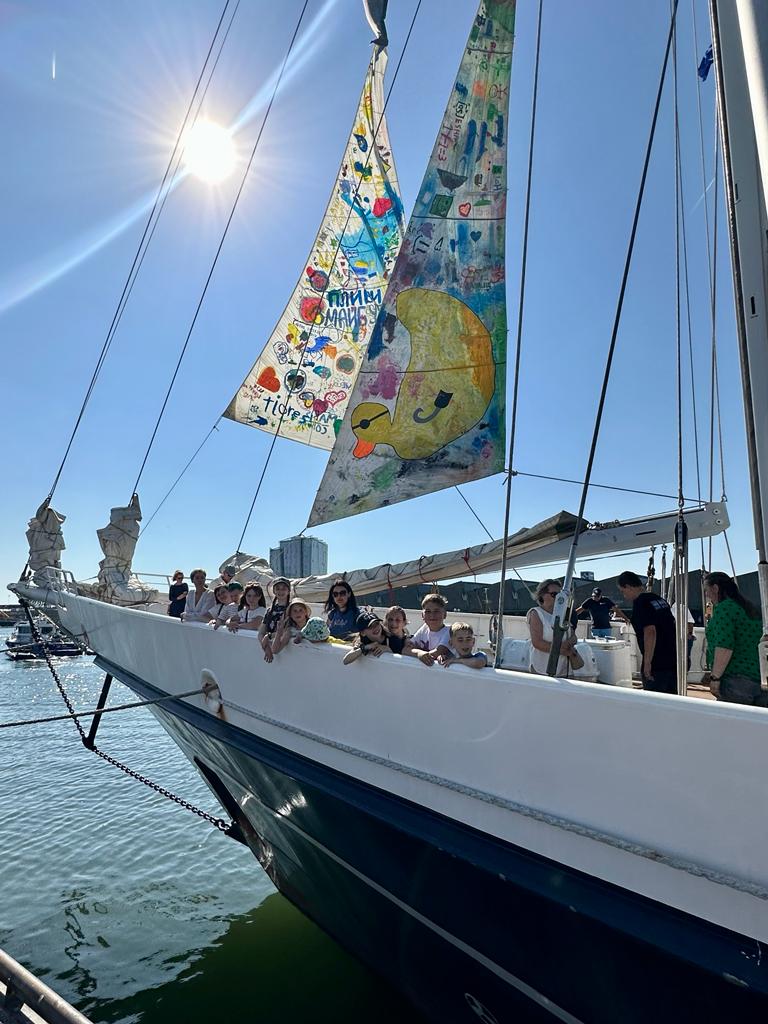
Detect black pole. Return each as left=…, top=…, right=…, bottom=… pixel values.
left=84, top=674, right=114, bottom=750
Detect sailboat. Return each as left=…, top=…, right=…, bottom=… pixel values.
left=9, top=1, right=768, bottom=1021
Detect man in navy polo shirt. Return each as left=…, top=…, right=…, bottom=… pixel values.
left=575, top=587, right=615, bottom=638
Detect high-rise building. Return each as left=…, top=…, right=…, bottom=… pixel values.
left=269, top=535, right=328, bottom=578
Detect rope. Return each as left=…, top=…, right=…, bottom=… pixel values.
left=711, top=3, right=768, bottom=585
left=0, top=688, right=206, bottom=730
left=671, top=0, right=685, bottom=520
left=672, top=7, right=692, bottom=700
left=19, top=602, right=234, bottom=834
left=130, top=0, right=311, bottom=498
left=453, top=486, right=495, bottom=542
left=45, top=0, right=237, bottom=503
left=509, top=469, right=692, bottom=503
left=723, top=529, right=738, bottom=582
left=692, top=0, right=724, bottom=570
left=452, top=485, right=537, bottom=599
left=551, top=1, right=679, bottom=605
left=494, top=0, right=544, bottom=666
left=646, top=545, right=656, bottom=591
left=383, top=564, right=394, bottom=600
left=707, top=112, right=721, bottom=569
left=673, top=23, right=707, bottom=576
left=691, top=0, right=719, bottom=346
left=233, top=0, right=423, bottom=554
left=219, top=695, right=768, bottom=901
left=139, top=420, right=221, bottom=538
left=462, top=548, right=475, bottom=578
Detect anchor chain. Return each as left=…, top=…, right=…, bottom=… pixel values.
left=20, top=601, right=235, bottom=836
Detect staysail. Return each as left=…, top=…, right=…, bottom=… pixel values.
left=223, top=48, right=404, bottom=450
left=309, top=0, right=516, bottom=526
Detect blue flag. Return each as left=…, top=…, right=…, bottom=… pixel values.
left=698, top=45, right=713, bottom=82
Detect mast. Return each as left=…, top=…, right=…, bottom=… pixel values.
left=710, top=0, right=768, bottom=687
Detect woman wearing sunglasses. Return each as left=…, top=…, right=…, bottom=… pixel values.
left=527, top=579, right=584, bottom=677
left=324, top=579, right=360, bottom=640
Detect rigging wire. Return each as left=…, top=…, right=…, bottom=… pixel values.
left=671, top=1, right=691, bottom=694
left=710, top=0, right=768, bottom=615
left=44, top=0, right=236, bottom=504
left=139, top=420, right=221, bottom=537
left=232, top=0, right=423, bottom=557
left=130, top=0, right=311, bottom=500
left=546, top=0, right=680, bottom=673
left=454, top=485, right=536, bottom=602
left=672, top=1, right=684, bottom=515
left=86, top=0, right=244, bottom=395
left=692, top=0, right=728, bottom=569
left=675, top=99, right=703, bottom=504
left=690, top=0, right=710, bottom=582
left=492, top=0, right=543, bottom=665
left=674, top=51, right=683, bottom=515
left=568, top=1, right=679, bottom=534
left=707, top=111, right=721, bottom=569
left=0, top=688, right=207, bottom=731
left=509, top=469, right=694, bottom=503
left=453, top=487, right=494, bottom=543
left=135, top=4, right=423, bottom=547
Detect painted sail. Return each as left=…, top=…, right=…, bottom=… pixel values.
left=223, top=49, right=404, bottom=450
left=309, top=0, right=516, bottom=526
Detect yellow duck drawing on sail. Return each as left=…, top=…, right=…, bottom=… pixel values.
left=350, top=288, right=496, bottom=461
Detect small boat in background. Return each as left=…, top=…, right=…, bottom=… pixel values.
left=4, top=618, right=83, bottom=661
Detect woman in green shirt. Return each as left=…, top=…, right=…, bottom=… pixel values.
left=703, top=572, right=765, bottom=706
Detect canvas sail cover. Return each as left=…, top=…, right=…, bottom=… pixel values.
left=223, top=49, right=404, bottom=450
left=217, top=511, right=579, bottom=603
left=215, top=502, right=728, bottom=604
left=94, top=495, right=158, bottom=606
left=25, top=499, right=66, bottom=587
left=309, top=0, right=516, bottom=526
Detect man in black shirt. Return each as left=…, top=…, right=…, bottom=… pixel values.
left=616, top=571, right=678, bottom=694
left=575, top=587, right=615, bottom=638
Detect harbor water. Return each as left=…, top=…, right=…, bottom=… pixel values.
left=0, top=631, right=424, bottom=1023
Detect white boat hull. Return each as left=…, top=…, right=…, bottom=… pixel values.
left=13, top=587, right=768, bottom=1019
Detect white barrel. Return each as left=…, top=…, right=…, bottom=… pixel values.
left=499, top=638, right=599, bottom=682
left=499, top=637, right=531, bottom=672
left=570, top=642, right=599, bottom=683
left=585, top=638, right=634, bottom=687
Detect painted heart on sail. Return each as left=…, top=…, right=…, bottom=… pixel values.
left=223, top=49, right=405, bottom=451
left=309, top=0, right=515, bottom=525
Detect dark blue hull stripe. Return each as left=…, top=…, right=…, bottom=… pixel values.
left=96, top=656, right=768, bottom=1022
left=237, top=763, right=583, bottom=1023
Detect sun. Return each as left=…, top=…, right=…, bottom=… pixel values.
left=183, top=121, right=236, bottom=184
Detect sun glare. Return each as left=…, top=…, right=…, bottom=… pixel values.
left=183, top=121, right=236, bottom=184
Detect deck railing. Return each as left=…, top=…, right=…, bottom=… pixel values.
left=0, top=947, right=92, bottom=1024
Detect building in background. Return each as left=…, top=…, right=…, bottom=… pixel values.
left=270, top=535, right=328, bottom=578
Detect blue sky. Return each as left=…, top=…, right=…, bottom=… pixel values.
left=0, top=0, right=756, bottom=591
